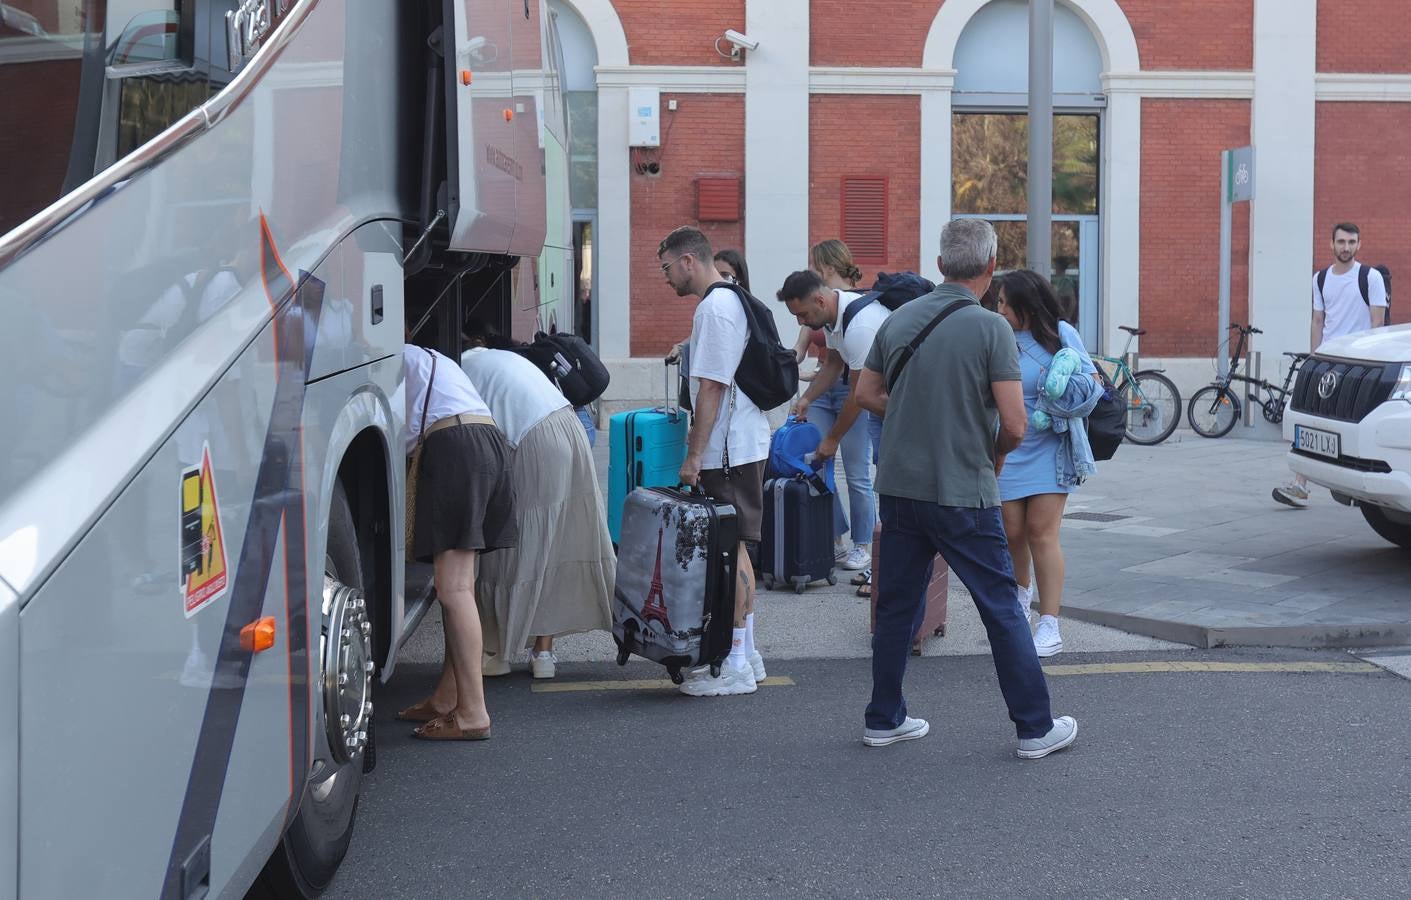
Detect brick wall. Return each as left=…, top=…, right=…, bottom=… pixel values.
left=616, top=0, right=746, bottom=67
left=1317, top=0, right=1411, bottom=73
left=629, top=94, right=745, bottom=357
left=1139, top=99, right=1252, bottom=357
left=809, top=0, right=939, bottom=67
left=809, top=95, right=922, bottom=284
left=1119, top=0, right=1253, bottom=70
left=1313, top=102, right=1410, bottom=325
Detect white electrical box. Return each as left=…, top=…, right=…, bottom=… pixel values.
left=628, top=86, right=660, bottom=147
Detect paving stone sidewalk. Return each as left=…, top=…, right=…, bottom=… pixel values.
left=1054, top=434, right=1411, bottom=647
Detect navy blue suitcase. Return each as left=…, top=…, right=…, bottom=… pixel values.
left=759, top=475, right=837, bottom=593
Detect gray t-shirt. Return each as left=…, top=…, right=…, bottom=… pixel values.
left=863, top=284, right=1022, bottom=508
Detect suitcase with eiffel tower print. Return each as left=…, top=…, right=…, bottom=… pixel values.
left=612, top=486, right=739, bottom=683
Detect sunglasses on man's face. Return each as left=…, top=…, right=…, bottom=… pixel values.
left=660, top=253, right=692, bottom=275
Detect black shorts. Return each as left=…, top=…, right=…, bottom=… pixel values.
left=699, top=459, right=766, bottom=544
left=412, top=422, right=518, bottom=562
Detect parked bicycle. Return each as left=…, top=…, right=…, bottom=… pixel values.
left=1093, top=325, right=1182, bottom=445
left=1187, top=323, right=1308, bottom=438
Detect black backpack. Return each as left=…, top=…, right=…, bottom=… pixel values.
left=509, top=331, right=611, bottom=407
left=707, top=281, right=799, bottom=411
left=1085, top=368, right=1126, bottom=462
left=1316, top=263, right=1391, bottom=319
left=839, top=271, right=937, bottom=334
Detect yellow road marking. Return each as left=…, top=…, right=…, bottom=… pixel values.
left=532, top=675, right=796, bottom=694
left=532, top=662, right=1379, bottom=694
left=1042, top=661, right=1380, bottom=676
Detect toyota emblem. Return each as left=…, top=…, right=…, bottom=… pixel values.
left=1317, top=370, right=1339, bottom=400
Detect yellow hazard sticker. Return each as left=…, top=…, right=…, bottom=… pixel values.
left=179, top=443, right=229, bottom=617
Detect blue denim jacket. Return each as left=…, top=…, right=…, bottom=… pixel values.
left=1036, top=348, right=1102, bottom=487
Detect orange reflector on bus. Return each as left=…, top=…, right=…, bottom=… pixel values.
left=503, top=108, right=513, bottom=121
left=461, top=69, right=472, bottom=85
left=241, top=617, right=277, bottom=653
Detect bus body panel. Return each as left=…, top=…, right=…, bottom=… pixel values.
left=0, top=579, right=14, bottom=900
left=19, top=314, right=288, bottom=899
left=305, top=222, right=404, bottom=388
left=445, top=0, right=530, bottom=255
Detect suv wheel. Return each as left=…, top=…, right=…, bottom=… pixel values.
left=1361, top=504, right=1411, bottom=551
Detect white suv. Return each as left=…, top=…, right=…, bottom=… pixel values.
left=1283, top=323, right=1411, bottom=550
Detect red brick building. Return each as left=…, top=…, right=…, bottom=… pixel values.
left=547, top=0, right=1411, bottom=413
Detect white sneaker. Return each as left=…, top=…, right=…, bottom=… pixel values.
left=482, top=654, right=511, bottom=677
left=842, top=546, right=872, bottom=571
left=748, top=649, right=766, bottom=682
left=1017, top=584, right=1034, bottom=623
left=530, top=651, right=557, bottom=680
left=679, top=657, right=757, bottom=697
left=834, top=543, right=851, bottom=564
left=1272, top=482, right=1309, bottom=508
left=1017, top=715, right=1078, bottom=759
left=1033, top=616, right=1062, bottom=658
left=863, top=716, right=930, bottom=747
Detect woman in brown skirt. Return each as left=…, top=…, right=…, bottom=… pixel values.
left=397, top=343, right=517, bottom=740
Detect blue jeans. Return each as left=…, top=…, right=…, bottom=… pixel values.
left=575, top=406, right=597, bottom=448
left=866, top=495, right=1053, bottom=738
left=807, top=378, right=875, bottom=545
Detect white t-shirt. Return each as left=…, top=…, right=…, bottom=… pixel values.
left=459, top=347, right=569, bottom=447
left=824, top=290, right=892, bottom=371
left=688, top=286, right=771, bottom=469
left=1313, top=262, right=1388, bottom=343
left=403, top=344, right=492, bottom=456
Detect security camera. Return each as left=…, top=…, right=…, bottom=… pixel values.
left=715, top=29, right=758, bottom=60
left=724, top=29, right=758, bottom=52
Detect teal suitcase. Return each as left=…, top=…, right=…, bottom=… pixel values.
left=608, top=364, right=688, bottom=544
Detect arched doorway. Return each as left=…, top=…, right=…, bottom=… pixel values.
left=950, top=0, right=1104, bottom=346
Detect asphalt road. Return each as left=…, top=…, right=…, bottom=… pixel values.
left=326, top=648, right=1411, bottom=898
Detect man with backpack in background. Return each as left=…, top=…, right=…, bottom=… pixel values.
left=1273, top=222, right=1390, bottom=508
left=659, top=226, right=772, bottom=696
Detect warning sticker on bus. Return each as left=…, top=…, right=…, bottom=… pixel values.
left=180, top=443, right=229, bottom=617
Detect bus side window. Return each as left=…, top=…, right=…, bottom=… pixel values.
left=96, top=2, right=208, bottom=169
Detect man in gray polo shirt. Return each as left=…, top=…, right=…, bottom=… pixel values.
left=853, top=218, right=1078, bottom=759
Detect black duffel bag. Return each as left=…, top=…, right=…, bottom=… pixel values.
left=511, top=331, right=611, bottom=407
left=1086, top=367, right=1126, bottom=461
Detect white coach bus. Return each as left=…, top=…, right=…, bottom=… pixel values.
left=0, top=0, right=572, bottom=896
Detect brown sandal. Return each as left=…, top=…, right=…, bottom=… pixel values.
left=395, top=700, right=448, bottom=723
left=413, top=715, right=491, bottom=742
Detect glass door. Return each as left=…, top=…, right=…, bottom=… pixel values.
left=952, top=112, right=1100, bottom=348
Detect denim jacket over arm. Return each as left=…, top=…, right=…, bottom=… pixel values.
left=1035, top=349, right=1103, bottom=487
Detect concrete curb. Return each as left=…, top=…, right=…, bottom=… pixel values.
left=1065, top=603, right=1411, bottom=650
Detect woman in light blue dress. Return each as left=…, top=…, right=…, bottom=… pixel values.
left=995, top=270, right=1098, bottom=658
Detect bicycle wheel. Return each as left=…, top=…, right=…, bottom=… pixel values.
left=1187, top=385, right=1240, bottom=438
left=1121, top=370, right=1181, bottom=445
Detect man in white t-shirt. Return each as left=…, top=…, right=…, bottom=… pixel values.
left=659, top=226, right=771, bottom=697
left=779, top=268, right=890, bottom=484
left=1274, top=222, right=1390, bottom=508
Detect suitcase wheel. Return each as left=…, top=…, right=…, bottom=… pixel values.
left=761, top=574, right=774, bottom=590
left=911, top=643, right=924, bottom=656
left=615, top=644, right=631, bottom=666
left=709, top=663, right=721, bottom=678
left=935, top=625, right=946, bottom=638
left=826, top=574, right=837, bottom=586
left=792, top=577, right=806, bottom=594
left=667, top=666, right=685, bottom=685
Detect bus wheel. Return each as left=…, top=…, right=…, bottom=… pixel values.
left=254, top=481, right=371, bottom=897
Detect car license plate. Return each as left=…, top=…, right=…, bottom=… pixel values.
left=1295, top=425, right=1340, bottom=459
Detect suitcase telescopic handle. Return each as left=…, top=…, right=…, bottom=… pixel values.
left=663, top=359, right=680, bottom=418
